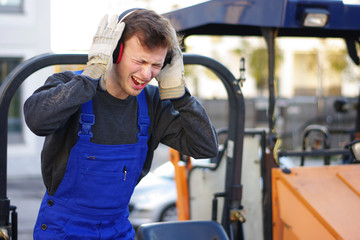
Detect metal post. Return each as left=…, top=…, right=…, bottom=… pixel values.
left=261, top=27, right=279, bottom=240
left=0, top=53, right=88, bottom=237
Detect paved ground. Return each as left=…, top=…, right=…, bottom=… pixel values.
left=7, top=177, right=44, bottom=240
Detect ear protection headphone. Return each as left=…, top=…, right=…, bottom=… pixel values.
left=112, top=8, right=173, bottom=69
left=112, top=8, right=139, bottom=64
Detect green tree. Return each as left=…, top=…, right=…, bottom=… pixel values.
left=248, top=45, right=283, bottom=93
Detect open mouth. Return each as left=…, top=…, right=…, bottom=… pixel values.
left=132, top=76, right=147, bottom=89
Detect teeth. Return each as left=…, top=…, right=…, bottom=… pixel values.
left=132, top=76, right=145, bottom=84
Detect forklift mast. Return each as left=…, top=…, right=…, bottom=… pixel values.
left=164, top=0, right=360, bottom=239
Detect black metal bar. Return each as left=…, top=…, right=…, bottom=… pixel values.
left=278, top=149, right=349, bottom=158
left=10, top=206, right=17, bottom=240
left=261, top=26, right=279, bottom=240
left=262, top=28, right=278, bottom=136
left=212, top=198, right=218, bottom=221
left=0, top=53, right=245, bottom=240
left=355, top=92, right=360, bottom=139
left=345, top=38, right=360, bottom=66
left=301, top=125, right=331, bottom=166
left=184, top=54, right=246, bottom=239
left=0, top=53, right=87, bottom=236
left=212, top=192, right=226, bottom=222
left=0, top=199, right=9, bottom=227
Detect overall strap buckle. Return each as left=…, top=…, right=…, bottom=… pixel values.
left=78, top=112, right=95, bottom=137
left=138, top=116, right=150, bottom=136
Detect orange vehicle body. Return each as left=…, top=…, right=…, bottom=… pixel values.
left=272, top=165, right=360, bottom=240
left=169, top=148, right=192, bottom=221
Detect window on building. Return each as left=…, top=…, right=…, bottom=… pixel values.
left=0, top=57, right=22, bottom=142
left=293, top=52, right=318, bottom=96
left=0, top=0, right=23, bottom=13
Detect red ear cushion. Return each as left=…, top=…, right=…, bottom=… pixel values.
left=116, top=43, right=124, bottom=64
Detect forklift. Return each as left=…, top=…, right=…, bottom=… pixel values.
left=161, top=0, right=360, bottom=240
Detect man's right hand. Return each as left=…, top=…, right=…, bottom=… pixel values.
left=82, top=14, right=125, bottom=91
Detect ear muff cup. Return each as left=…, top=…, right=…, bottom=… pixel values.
left=112, top=8, right=143, bottom=64
left=113, top=42, right=124, bottom=64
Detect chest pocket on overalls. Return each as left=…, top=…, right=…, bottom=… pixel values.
left=77, top=151, right=140, bottom=209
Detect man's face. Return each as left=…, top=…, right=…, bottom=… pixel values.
left=107, top=35, right=168, bottom=99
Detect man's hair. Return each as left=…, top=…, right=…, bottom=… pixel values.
left=120, top=9, right=179, bottom=52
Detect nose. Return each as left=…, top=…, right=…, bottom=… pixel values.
left=140, top=65, right=153, bottom=80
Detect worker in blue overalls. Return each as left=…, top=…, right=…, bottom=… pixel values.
left=24, top=9, right=218, bottom=240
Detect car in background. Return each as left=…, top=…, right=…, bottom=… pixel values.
left=129, top=132, right=226, bottom=228
left=129, top=161, right=178, bottom=228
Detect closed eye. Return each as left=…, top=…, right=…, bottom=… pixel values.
left=153, top=63, right=163, bottom=69
left=134, top=59, right=162, bottom=69
left=134, top=59, right=145, bottom=65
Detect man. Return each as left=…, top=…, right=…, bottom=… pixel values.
left=24, top=9, right=218, bottom=240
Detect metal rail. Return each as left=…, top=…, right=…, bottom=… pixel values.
left=0, top=53, right=245, bottom=239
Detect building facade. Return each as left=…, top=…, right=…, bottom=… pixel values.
left=1, top=0, right=51, bottom=177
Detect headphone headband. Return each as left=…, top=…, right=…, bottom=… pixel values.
left=113, top=8, right=144, bottom=64
left=118, top=8, right=141, bottom=22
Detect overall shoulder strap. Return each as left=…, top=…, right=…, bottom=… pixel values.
left=78, top=100, right=95, bottom=141
left=137, top=90, right=150, bottom=143
left=75, top=70, right=95, bottom=140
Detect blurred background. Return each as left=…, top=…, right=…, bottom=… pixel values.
left=1, top=0, right=360, bottom=238
left=2, top=0, right=360, bottom=177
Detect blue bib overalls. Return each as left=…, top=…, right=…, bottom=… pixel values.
left=33, top=90, right=150, bottom=240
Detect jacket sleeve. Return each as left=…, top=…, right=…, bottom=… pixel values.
left=154, top=90, right=218, bottom=159
left=23, top=71, right=99, bottom=136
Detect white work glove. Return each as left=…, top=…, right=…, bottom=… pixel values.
left=82, top=14, right=125, bottom=90
left=155, top=28, right=185, bottom=100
